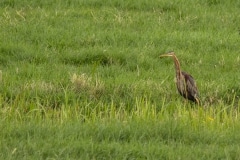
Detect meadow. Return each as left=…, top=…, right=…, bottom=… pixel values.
left=1, top=0, right=240, bottom=159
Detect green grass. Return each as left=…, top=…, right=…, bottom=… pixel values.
left=1, top=0, right=240, bottom=159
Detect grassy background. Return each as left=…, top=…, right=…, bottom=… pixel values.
left=1, top=0, right=240, bottom=159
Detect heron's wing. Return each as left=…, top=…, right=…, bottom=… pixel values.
left=186, top=78, right=198, bottom=97
left=182, top=72, right=199, bottom=98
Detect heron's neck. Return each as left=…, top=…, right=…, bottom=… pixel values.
left=172, top=56, right=182, bottom=78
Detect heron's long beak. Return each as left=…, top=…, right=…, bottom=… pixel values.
left=159, top=54, right=173, bottom=58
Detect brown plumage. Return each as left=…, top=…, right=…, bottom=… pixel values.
left=159, top=51, right=200, bottom=104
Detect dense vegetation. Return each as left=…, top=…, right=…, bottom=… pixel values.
left=1, top=0, right=240, bottom=159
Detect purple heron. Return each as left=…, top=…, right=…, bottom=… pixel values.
left=160, top=51, right=200, bottom=104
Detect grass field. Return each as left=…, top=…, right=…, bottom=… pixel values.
left=1, top=0, right=240, bottom=159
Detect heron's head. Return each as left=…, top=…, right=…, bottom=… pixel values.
left=159, top=51, right=175, bottom=58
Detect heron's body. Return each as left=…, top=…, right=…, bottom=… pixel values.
left=160, top=52, right=200, bottom=104
left=177, top=71, right=199, bottom=103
